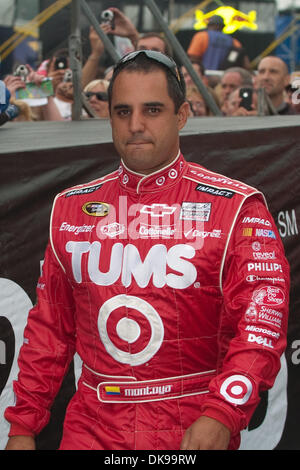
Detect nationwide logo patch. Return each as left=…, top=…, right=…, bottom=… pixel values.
left=82, top=202, right=109, bottom=217
left=195, top=184, right=235, bottom=199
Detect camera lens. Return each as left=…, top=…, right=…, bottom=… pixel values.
left=101, top=10, right=114, bottom=21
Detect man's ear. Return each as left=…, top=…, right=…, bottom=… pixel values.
left=177, top=101, right=190, bottom=130
left=285, top=74, right=291, bottom=88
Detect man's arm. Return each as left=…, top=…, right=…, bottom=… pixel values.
left=4, top=240, right=76, bottom=441
left=181, top=416, right=231, bottom=450
left=180, top=194, right=290, bottom=449
left=5, top=436, right=36, bottom=451
left=101, top=8, right=139, bottom=48
left=187, top=31, right=209, bottom=59
left=81, top=8, right=139, bottom=89
left=81, top=26, right=105, bottom=89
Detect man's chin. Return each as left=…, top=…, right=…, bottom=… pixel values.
left=122, top=153, right=155, bottom=173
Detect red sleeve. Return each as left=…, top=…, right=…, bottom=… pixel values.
left=200, top=195, right=290, bottom=434
left=5, top=242, right=76, bottom=436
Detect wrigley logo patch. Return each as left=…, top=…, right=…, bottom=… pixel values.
left=196, top=184, right=235, bottom=199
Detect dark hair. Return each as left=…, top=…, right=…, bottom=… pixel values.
left=108, top=52, right=186, bottom=114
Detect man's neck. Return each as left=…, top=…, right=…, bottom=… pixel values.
left=270, top=92, right=285, bottom=110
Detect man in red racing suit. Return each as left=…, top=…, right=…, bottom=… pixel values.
left=5, top=51, right=289, bottom=450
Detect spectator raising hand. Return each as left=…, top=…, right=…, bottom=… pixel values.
left=101, top=8, right=139, bottom=48
left=3, top=74, right=26, bottom=99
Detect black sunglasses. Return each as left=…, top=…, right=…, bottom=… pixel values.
left=85, top=91, right=108, bottom=101
left=115, top=50, right=184, bottom=93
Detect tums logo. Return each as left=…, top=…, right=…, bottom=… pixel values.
left=65, top=241, right=197, bottom=289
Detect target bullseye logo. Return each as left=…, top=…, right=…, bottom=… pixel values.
left=220, top=375, right=253, bottom=405
left=98, top=295, right=164, bottom=366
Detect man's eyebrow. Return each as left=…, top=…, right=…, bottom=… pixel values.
left=113, top=103, right=130, bottom=110
left=112, top=102, right=165, bottom=111
left=144, top=102, right=165, bottom=107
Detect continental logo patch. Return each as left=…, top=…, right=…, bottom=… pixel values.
left=82, top=202, right=109, bottom=217
left=195, top=184, right=235, bottom=199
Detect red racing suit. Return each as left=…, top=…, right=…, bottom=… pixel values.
left=5, top=153, right=290, bottom=450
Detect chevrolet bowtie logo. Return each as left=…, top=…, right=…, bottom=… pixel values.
left=140, top=204, right=177, bottom=218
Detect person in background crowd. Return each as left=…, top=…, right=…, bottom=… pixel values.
left=181, top=58, right=208, bottom=87
left=42, top=49, right=70, bottom=93
left=225, top=87, right=257, bottom=117
left=186, top=85, right=208, bottom=116
left=81, top=25, right=113, bottom=89
left=81, top=7, right=139, bottom=88
left=186, top=84, right=219, bottom=117
left=5, top=50, right=289, bottom=451
left=41, top=50, right=73, bottom=120
left=216, top=67, right=253, bottom=114
left=81, top=7, right=173, bottom=88
left=187, top=15, right=250, bottom=71
left=285, top=77, right=300, bottom=114
left=136, top=32, right=173, bottom=56
left=8, top=98, right=35, bottom=121
left=83, top=79, right=109, bottom=119
left=103, top=65, right=114, bottom=81
left=50, top=79, right=73, bottom=120
left=3, top=65, right=64, bottom=121
left=256, top=56, right=297, bottom=115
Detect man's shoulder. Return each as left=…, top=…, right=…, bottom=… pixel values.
left=277, top=102, right=298, bottom=115
left=184, top=161, right=259, bottom=197
left=55, top=169, right=119, bottom=200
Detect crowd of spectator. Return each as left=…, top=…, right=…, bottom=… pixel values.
left=1, top=6, right=299, bottom=125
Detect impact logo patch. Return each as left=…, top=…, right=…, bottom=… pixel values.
left=195, top=184, right=235, bottom=199
left=65, top=184, right=102, bottom=197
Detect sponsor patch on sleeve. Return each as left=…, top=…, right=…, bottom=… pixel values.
left=65, top=184, right=102, bottom=197
left=195, top=184, right=235, bottom=199
left=180, top=202, right=211, bottom=221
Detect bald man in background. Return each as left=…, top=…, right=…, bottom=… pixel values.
left=256, top=56, right=297, bottom=115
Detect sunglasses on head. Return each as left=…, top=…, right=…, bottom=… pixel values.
left=85, top=91, right=108, bottom=101
left=115, top=50, right=184, bottom=93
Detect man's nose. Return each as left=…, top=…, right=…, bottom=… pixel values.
left=129, top=109, right=145, bottom=133
left=261, top=70, right=270, bottom=80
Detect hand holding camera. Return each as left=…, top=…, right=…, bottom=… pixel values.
left=100, top=8, right=139, bottom=46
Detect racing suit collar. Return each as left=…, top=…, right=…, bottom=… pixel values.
left=118, top=150, right=186, bottom=194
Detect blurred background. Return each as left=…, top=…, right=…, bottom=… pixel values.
left=0, top=0, right=299, bottom=79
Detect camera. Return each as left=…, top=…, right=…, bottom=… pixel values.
left=101, top=9, right=115, bottom=29
left=14, top=65, right=29, bottom=82
left=54, top=57, right=68, bottom=71
left=63, top=70, right=73, bottom=82
left=239, top=87, right=253, bottom=111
